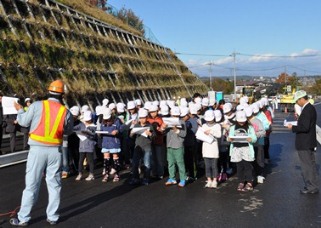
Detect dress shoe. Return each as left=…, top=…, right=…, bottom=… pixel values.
left=300, top=189, right=319, bottom=194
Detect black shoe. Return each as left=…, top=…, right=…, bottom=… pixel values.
left=47, top=219, right=57, bottom=225
left=300, top=189, right=319, bottom=194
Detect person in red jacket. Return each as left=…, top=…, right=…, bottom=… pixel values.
left=147, top=104, right=165, bottom=179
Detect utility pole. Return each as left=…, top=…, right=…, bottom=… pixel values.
left=230, top=51, right=239, bottom=101
left=205, top=61, right=214, bottom=91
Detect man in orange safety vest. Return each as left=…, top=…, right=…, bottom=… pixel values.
left=10, top=80, right=73, bottom=226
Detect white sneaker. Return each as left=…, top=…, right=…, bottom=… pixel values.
left=205, top=181, right=212, bottom=188
left=85, top=174, right=95, bottom=181
left=75, top=173, right=82, bottom=181
left=110, top=168, right=116, bottom=175
left=257, top=175, right=265, bottom=184
left=102, top=168, right=106, bottom=176
left=211, top=181, right=218, bottom=188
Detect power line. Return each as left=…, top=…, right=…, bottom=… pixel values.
left=175, top=51, right=320, bottom=58
left=175, top=52, right=229, bottom=57
left=239, top=53, right=319, bottom=58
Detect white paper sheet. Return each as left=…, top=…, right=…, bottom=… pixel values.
left=162, top=117, right=180, bottom=128
left=125, top=119, right=134, bottom=125
left=2, top=96, right=19, bottom=115
left=76, top=133, right=87, bottom=141
left=195, top=128, right=215, bottom=144
left=96, top=130, right=110, bottom=134
left=131, top=127, right=150, bottom=136
left=229, top=136, right=249, bottom=143
left=283, top=120, right=297, bottom=127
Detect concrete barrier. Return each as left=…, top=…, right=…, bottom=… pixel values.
left=0, top=150, right=28, bottom=168
left=316, top=125, right=321, bottom=146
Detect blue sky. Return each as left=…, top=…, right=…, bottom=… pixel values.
left=109, top=0, right=321, bottom=77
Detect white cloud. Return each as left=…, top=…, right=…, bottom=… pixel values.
left=290, top=48, right=319, bottom=57
left=183, top=48, right=321, bottom=76
left=247, top=54, right=275, bottom=63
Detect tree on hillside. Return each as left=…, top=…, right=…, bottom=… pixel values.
left=87, top=0, right=107, bottom=11
left=204, top=78, right=233, bottom=94
left=306, top=78, right=321, bottom=95
left=117, top=7, right=144, bottom=34
left=276, top=72, right=300, bottom=93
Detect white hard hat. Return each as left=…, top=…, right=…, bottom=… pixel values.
left=204, top=110, right=215, bottom=122
left=70, top=106, right=80, bottom=116
left=108, top=103, right=116, bottom=110
left=138, top=108, right=148, bottom=118
left=116, top=103, right=126, bottom=113
left=83, top=110, right=92, bottom=121
left=127, top=101, right=136, bottom=110
left=223, top=103, right=233, bottom=114
left=160, top=105, right=169, bottom=116
left=180, top=107, right=189, bottom=117
left=244, top=106, right=253, bottom=117
left=95, top=105, right=103, bottom=115
left=236, top=110, right=247, bottom=122
left=148, top=104, right=158, bottom=112
left=103, top=108, right=112, bottom=120
left=202, top=97, right=209, bottom=107
left=81, top=105, right=89, bottom=113
left=214, top=110, right=222, bottom=122
left=135, top=99, right=142, bottom=106
left=171, top=106, right=180, bottom=116
left=293, top=90, right=307, bottom=102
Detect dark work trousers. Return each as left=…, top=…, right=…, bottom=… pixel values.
left=0, top=127, right=3, bottom=152
left=9, top=132, right=16, bottom=153
left=184, top=144, right=197, bottom=179
left=78, top=152, right=94, bottom=174
left=298, top=149, right=319, bottom=191
left=264, top=137, right=270, bottom=159
left=236, top=160, right=254, bottom=183
left=253, top=145, right=265, bottom=176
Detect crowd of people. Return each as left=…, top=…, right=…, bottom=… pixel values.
left=7, top=79, right=318, bottom=226
left=56, top=92, right=274, bottom=191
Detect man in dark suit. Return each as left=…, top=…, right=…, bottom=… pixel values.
left=4, top=113, right=18, bottom=153
left=287, top=90, right=319, bottom=194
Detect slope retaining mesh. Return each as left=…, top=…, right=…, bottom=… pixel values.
left=0, top=0, right=207, bottom=107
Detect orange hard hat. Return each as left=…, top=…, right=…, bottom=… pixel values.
left=48, top=80, right=64, bottom=94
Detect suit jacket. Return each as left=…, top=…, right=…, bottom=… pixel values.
left=292, top=102, right=317, bottom=150
left=4, top=114, right=18, bottom=133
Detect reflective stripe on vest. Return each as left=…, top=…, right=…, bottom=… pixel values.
left=29, top=100, right=67, bottom=145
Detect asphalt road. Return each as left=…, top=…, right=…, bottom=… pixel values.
left=0, top=107, right=321, bottom=228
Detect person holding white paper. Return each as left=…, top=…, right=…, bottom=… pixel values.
left=201, top=110, right=222, bottom=188
left=100, top=108, right=122, bottom=183
left=164, top=107, right=187, bottom=187
left=74, top=111, right=97, bottom=181
left=228, top=111, right=257, bottom=192
left=123, top=101, right=138, bottom=169
left=147, top=105, right=166, bottom=180
left=129, top=109, right=155, bottom=185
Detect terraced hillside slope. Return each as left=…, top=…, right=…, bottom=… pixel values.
left=0, top=0, right=208, bottom=107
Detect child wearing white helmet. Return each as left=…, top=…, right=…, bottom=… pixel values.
left=99, top=108, right=122, bottom=183
left=244, top=106, right=266, bottom=184
left=129, top=108, right=155, bottom=186
left=164, top=107, right=187, bottom=187
left=74, top=111, right=97, bottom=182
left=227, top=111, right=257, bottom=192
left=199, top=110, right=222, bottom=188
